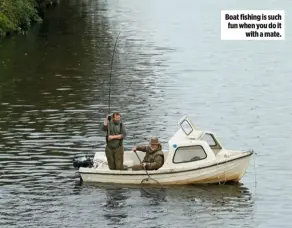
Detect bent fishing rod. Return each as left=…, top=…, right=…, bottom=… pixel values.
left=108, top=27, right=124, bottom=115
left=106, top=27, right=124, bottom=139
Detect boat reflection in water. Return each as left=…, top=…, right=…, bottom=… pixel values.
left=80, top=182, right=254, bottom=227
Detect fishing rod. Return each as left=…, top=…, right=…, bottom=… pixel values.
left=108, top=27, right=124, bottom=114
left=107, top=27, right=124, bottom=139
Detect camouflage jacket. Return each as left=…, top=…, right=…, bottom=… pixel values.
left=136, top=144, right=164, bottom=170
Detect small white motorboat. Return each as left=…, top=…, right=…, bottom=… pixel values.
left=75, top=116, right=253, bottom=185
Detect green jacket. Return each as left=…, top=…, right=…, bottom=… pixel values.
left=102, top=118, right=126, bottom=149
left=136, top=144, right=164, bottom=170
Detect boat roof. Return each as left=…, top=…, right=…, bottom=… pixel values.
left=169, top=115, right=204, bottom=143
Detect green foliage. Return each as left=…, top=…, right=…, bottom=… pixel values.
left=0, top=0, right=43, bottom=37
left=0, top=12, right=15, bottom=36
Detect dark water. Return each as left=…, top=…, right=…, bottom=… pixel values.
left=0, top=0, right=291, bottom=227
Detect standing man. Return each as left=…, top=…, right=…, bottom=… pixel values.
left=102, top=112, right=126, bottom=170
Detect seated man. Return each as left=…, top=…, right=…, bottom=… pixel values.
left=132, top=137, right=164, bottom=170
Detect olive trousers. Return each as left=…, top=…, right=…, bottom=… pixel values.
left=105, top=145, right=124, bottom=170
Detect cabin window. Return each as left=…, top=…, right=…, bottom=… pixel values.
left=201, top=133, right=222, bottom=149
left=202, top=134, right=216, bottom=146
left=173, top=145, right=207, bottom=164
left=180, top=120, right=193, bottom=135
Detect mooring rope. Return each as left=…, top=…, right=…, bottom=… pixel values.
left=250, top=149, right=257, bottom=202
left=252, top=149, right=257, bottom=186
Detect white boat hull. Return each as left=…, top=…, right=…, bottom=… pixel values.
left=79, top=152, right=252, bottom=185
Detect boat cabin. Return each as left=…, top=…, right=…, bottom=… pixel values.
left=120, top=115, right=224, bottom=171
left=158, top=116, right=224, bottom=169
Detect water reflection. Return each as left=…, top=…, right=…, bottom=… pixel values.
left=139, top=186, right=168, bottom=205
left=165, top=183, right=254, bottom=225
left=167, top=183, right=252, bottom=205
left=101, top=186, right=129, bottom=226
left=79, top=182, right=254, bottom=227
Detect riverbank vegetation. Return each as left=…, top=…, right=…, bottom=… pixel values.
left=0, top=0, right=58, bottom=38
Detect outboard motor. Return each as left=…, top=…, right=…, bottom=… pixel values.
left=73, top=156, right=94, bottom=169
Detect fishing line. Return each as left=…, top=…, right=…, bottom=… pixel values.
left=252, top=149, right=257, bottom=186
